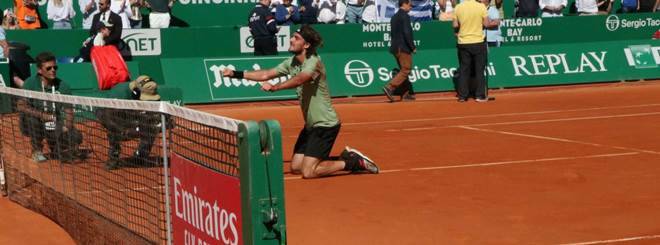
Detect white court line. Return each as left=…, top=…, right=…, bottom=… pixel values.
left=465, top=112, right=660, bottom=128
left=382, top=111, right=660, bottom=133
left=341, top=104, right=660, bottom=126
left=559, top=234, right=660, bottom=245
left=459, top=126, right=660, bottom=155
left=283, top=152, right=638, bottom=181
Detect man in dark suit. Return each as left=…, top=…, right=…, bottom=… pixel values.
left=90, top=0, right=123, bottom=47
left=382, top=0, right=416, bottom=102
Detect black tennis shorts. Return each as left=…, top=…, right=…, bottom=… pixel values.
left=293, top=124, right=341, bottom=160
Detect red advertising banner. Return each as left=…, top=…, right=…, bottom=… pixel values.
left=170, top=153, right=242, bottom=245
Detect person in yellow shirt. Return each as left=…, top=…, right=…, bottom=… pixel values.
left=453, top=0, right=498, bottom=102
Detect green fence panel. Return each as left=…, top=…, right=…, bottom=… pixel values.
left=501, top=13, right=660, bottom=45
left=0, top=59, right=11, bottom=113
left=161, top=56, right=296, bottom=103
left=162, top=39, right=660, bottom=103
left=239, top=120, right=286, bottom=245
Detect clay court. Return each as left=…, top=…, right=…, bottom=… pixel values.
left=193, top=80, right=660, bottom=245
left=3, top=80, right=660, bottom=244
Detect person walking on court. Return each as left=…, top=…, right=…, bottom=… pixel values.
left=453, top=0, right=499, bottom=102
left=249, top=0, right=279, bottom=56
left=222, top=25, right=379, bottom=179
left=382, top=0, right=416, bottom=102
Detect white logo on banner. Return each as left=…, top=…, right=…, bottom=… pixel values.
left=624, top=45, right=660, bottom=69
left=605, top=15, right=620, bottom=31
left=121, top=29, right=162, bottom=56
left=344, top=60, right=374, bottom=87
left=239, top=26, right=290, bottom=53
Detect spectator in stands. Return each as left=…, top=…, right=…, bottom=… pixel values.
left=79, top=0, right=100, bottom=29
left=0, top=19, right=7, bottom=59
left=620, top=0, right=639, bottom=12
left=483, top=0, right=502, bottom=47
left=128, top=0, right=143, bottom=28
left=540, top=0, right=567, bottom=17
left=453, top=0, right=499, bottom=102
left=576, top=0, right=599, bottom=14
left=655, top=0, right=659, bottom=11
left=93, top=20, right=113, bottom=46
left=17, top=52, right=84, bottom=163
left=47, top=0, right=76, bottom=29
left=345, top=0, right=364, bottom=23
left=91, top=0, right=123, bottom=47
left=515, top=0, right=539, bottom=17
left=361, top=0, right=377, bottom=23
left=316, top=0, right=347, bottom=24
left=145, top=0, right=174, bottom=28
left=638, top=0, right=655, bottom=11
left=2, top=9, right=20, bottom=30
left=597, top=0, right=612, bottom=14
left=15, top=0, right=42, bottom=29
left=96, top=75, right=162, bottom=170
left=249, top=0, right=279, bottom=55
left=110, top=0, right=133, bottom=28
left=437, top=0, right=456, bottom=21
left=299, top=0, right=319, bottom=24
left=382, top=0, right=416, bottom=102
left=275, top=0, right=301, bottom=25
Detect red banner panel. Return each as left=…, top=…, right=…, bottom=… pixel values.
left=170, top=153, right=242, bottom=245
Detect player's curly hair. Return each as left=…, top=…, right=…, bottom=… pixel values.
left=297, top=25, right=323, bottom=58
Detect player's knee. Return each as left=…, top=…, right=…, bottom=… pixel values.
left=301, top=166, right=318, bottom=179
left=290, top=163, right=302, bottom=174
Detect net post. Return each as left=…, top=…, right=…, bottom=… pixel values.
left=160, top=113, right=173, bottom=245
left=238, top=120, right=287, bottom=245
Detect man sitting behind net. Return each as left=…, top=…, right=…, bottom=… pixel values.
left=96, top=75, right=162, bottom=170
left=17, top=52, right=84, bottom=163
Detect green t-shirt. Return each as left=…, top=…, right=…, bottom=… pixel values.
left=107, top=82, right=133, bottom=100
left=22, top=76, right=72, bottom=124
left=275, top=55, right=339, bottom=128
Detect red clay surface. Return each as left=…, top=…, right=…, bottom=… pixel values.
left=3, top=80, right=660, bottom=244
left=0, top=197, right=75, bottom=244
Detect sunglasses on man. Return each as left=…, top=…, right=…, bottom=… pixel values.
left=44, top=65, right=59, bottom=71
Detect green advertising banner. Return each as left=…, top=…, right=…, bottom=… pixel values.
left=161, top=56, right=297, bottom=103
left=501, top=13, right=660, bottom=45
left=163, top=39, right=660, bottom=104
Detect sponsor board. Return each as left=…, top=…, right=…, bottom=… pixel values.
left=508, top=52, right=608, bottom=77
left=204, top=57, right=296, bottom=101
left=605, top=15, right=660, bottom=32
left=170, top=153, right=242, bottom=245
left=239, top=26, right=291, bottom=53
left=624, top=45, right=660, bottom=69
left=121, top=29, right=162, bottom=56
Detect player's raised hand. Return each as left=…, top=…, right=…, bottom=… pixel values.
left=261, top=82, right=275, bottom=92
left=222, top=69, right=235, bottom=78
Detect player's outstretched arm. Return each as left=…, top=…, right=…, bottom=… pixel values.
left=262, top=72, right=313, bottom=92
left=222, top=68, right=279, bottom=82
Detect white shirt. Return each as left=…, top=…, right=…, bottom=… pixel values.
left=361, top=0, right=377, bottom=23
left=539, top=0, right=567, bottom=17
left=47, top=0, right=76, bottom=22
left=110, top=0, right=133, bottom=28
left=576, top=0, right=598, bottom=13
left=79, top=0, right=100, bottom=29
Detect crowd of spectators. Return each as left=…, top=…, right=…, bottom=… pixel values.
left=2, top=0, right=175, bottom=30
left=0, top=0, right=657, bottom=31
